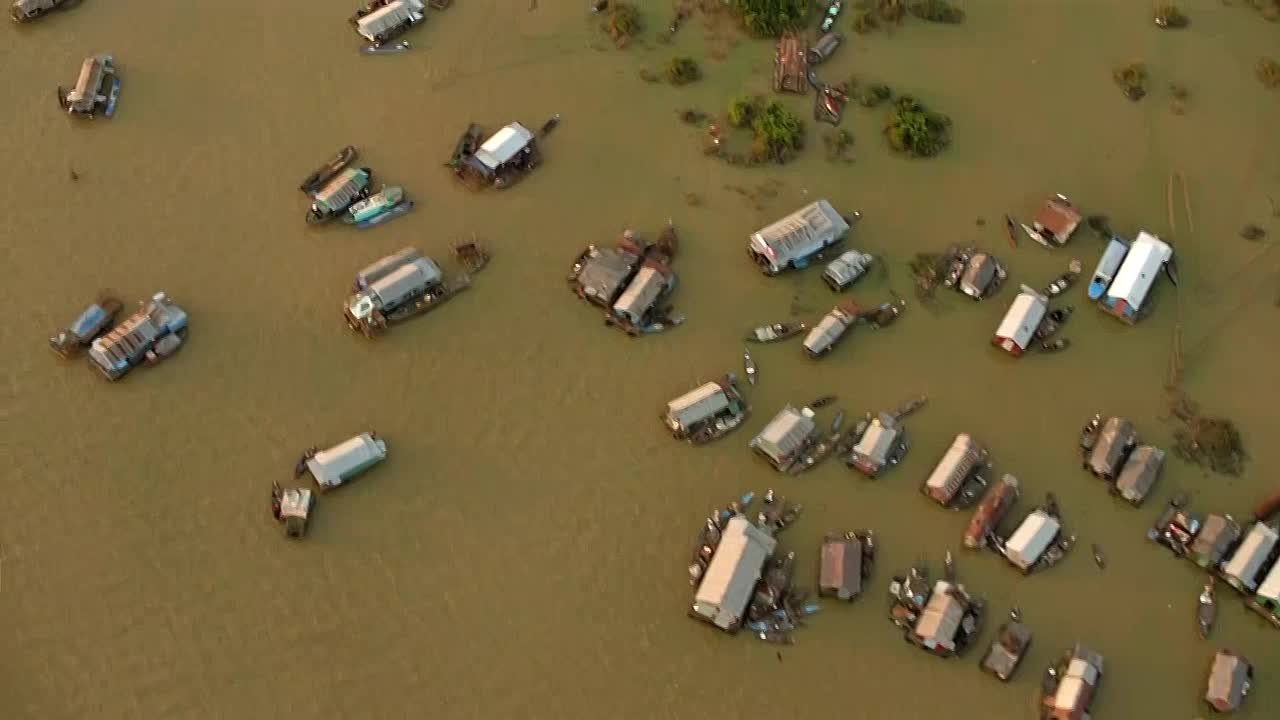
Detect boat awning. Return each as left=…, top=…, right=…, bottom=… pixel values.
left=1005, top=510, right=1060, bottom=570
left=474, top=123, right=534, bottom=170
left=612, top=264, right=668, bottom=324
left=694, top=516, right=778, bottom=627
left=753, top=406, right=814, bottom=460
left=1221, top=522, right=1279, bottom=590
left=993, top=286, right=1047, bottom=349
left=666, top=382, right=730, bottom=430
left=1105, top=231, right=1172, bottom=311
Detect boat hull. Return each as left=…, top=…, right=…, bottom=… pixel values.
left=355, top=201, right=413, bottom=229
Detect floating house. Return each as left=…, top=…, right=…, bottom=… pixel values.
left=690, top=515, right=778, bottom=632
left=992, top=285, right=1048, bottom=356
left=1044, top=645, right=1104, bottom=720
left=301, top=432, right=388, bottom=492
left=344, top=251, right=452, bottom=336
left=569, top=231, right=646, bottom=308
left=909, top=580, right=983, bottom=657
left=748, top=199, right=852, bottom=275
left=802, top=300, right=859, bottom=358
left=1114, top=445, right=1165, bottom=506
left=846, top=413, right=907, bottom=478
left=958, top=253, right=1006, bottom=300
left=87, top=292, right=188, bottom=381
left=1191, top=514, right=1243, bottom=569
left=662, top=375, right=748, bottom=444
left=608, top=250, right=677, bottom=335
left=1085, top=416, right=1137, bottom=480
left=11, top=0, right=74, bottom=22
left=307, top=167, right=373, bottom=224
left=355, top=247, right=420, bottom=291
left=1099, top=231, right=1173, bottom=323
left=1205, top=650, right=1253, bottom=714
left=750, top=405, right=819, bottom=473
left=981, top=622, right=1032, bottom=682
left=58, top=53, right=119, bottom=117
left=922, top=433, right=987, bottom=507
left=822, top=249, right=873, bottom=291
left=466, top=122, right=538, bottom=189
left=1004, top=509, right=1062, bottom=573
left=49, top=296, right=123, bottom=359
left=1024, top=194, right=1082, bottom=248
left=818, top=531, right=873, bottom=601
left=1087, top=236, right=1130, bottom=301
left=354, top=0, right=426, bottom=45
left=964, top=474, right=1019, bottom=549
left=1220, top=522, right=1278, bottom=593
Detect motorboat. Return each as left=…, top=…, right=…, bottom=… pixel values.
left=1080, top=413, right=1103, bottom=451
left=360, top=40, right=411, bottom=55
left=809, top=395, right=837, bottom=408
left=343, top=185, right=411, bottom=228
left=1040, top=338, right=1070, bottom=353
left=1092, top=543, right=1106, bottom=569
left=1088, top=235, right=1129, bottom=300
left=746, top=321, right=807, bottom=343
left=1044, top=259, right=1082, bottom=296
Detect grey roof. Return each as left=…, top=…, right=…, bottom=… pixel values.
left=959, top=254, right=997, bottom=296
left=753, top=406, right=816, bottom=462
left=1087, top=416, right=1135, bottom=477
left=750, top=199, right=850, bottom=265
left=693, top=515, right=778, bottom=629
left=1205, top=652, right=1251, bottom=711
left=370, top=257, right=443, bottom=306
left=473, top=122, right=535, bottom=170
left=1115, top=445, right=1165, bottom=503
left=576, top=247, right=640, bottom=305
left=612, top=264, right=669, bottom=324
left=819, top=537, right=863, bottom=599
left=852, top=417, right=900, bottom=464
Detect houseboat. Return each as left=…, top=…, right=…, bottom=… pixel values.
left=846, top=413, right=907, bottom=478
left=306, top=167, right=372, bottom=224
left=343, top=184, right=413, bottom=228
left=344, top=249, right=471, bottom=337
left=749, top=405, right=819, bottom=473
left=352, top=0, right=425, bottom=46
left=1149, top=498, right=1203, bottom=557
left=1205, top=650, right=1253, bottom=714
left=569, top=230, right=647, bottom=308
left=57, top=53, right=121, bottom=118
left=747, top=199, right=854, bottom=275
left=981, top=618, right=1032, bottom=681
left=922, top=433, right=989, bottom=508
left=1099, top=231, right=1173, bottom=323
left=1003, top=508, right=1063, bottom=574
left=1084, top=416, right=1137, bottom=480
left=298, top=431, right=387, bottom=491
left=1113, top=445, right=1165, bottom=506
left=662, top=375, right=748, bottom=444
left=822, top=249, right=874, bottom=291
left=11, top=0, right=76, bottom=22
left=87, top=292, right=188, bottom=380
left=1191, top=514, right=1242, bottom=569
left=1219, top=522, right=1278, bottom=593
left=802, top=300, right=859, bottom=358
left=907, top=580, right=985, bottom=657
left=1087, top=235, right=1130, bottom=300
left=607, top=225, right=680, bottom=335
left=1250, top=561, right=1280, bottom=627
left=1041, top=645, right=1104, bottom=720
left=806, top=32, right=843, bottom=65
left=964, top=474, right=1019, bottom=549
left=956, top=252, right=1007, bottom=300
left=49, top=296, right=123, bottom=358
left=690, top=515, right=778, bottom=632
left=992, top=285, right=1048, bottom=356
left=461, top=122, right=539, bottom=189
left=818, top=530, right=875, bottom=601
left=300, top=145, right=358, bottom=195
left=1021, top=194, right=1082, bottom=248
left=272, top=486, right=315, bottom=539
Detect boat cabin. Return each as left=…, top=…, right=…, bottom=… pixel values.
left=570, top=232, right=646, bottom=307
left=846, top=413, right=906, bottom=478
left=909, top=580, right=981, bottom=656
left=277, top=487, right=315, bottom=538
left=750, top=405, right=818, bottom=472
left=1100, top=231, right=1173, bottom=324
left=87, top=292, right=188, bottom=380
left=1205, top=650, right=1253, bottom=714
left=11, top=0, right=70, bottom=21
left=691, top=515, right=778, bottom=631
left=818, top=533, right=869, bottom=601
left=49, top=297, right=123, bottom=358
left=1114, top=445, right=1165, bottom=506
left=610, top=259, right=675, bottom=331
left=1028, top=194, right=1082, bottom=247
left=466, top=122, right=538, bottom=187
left=309, top=167, right=372, bottom=221
left=964, top=474, right=1019, bottom=549
left=992, top=285, right=1048, bottom=356
left=806, top=32, right=843, bottom=65
left=355, top=0, right=425, bottom=44
left=59, top=53, right=116, bottom=116
left=1004, top=509, right=1061, bottom=573
left=1085, top=416, right=1137, bottom=480
left=1220, top=522, right=1279, bottom=592
left=981, top=622, right=1032, bottom=681
left=802, top=300, right=858, bottom=358
left=958, top=253, right=1005, bottom=300
left=922, top=432, right=987, bottom=506
left=663, top=376, right=746, bottom=443
left=1045, top=646, right=1104, bottom=720
left=748, top=199, right=851, bottom=275
left=1087, top=236, right=1130, bottom=301
left=303, top=432, right=388, bottom=491
left=1192, top=514, right=1242, bottom=569
left=822, top=249, right=873, bottom=291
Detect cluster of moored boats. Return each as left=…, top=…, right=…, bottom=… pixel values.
left=271, top=431, right=390, bottom=537
left=300, top=146, right=415, bottom=228
left=348, top=0, right=451, bottom=54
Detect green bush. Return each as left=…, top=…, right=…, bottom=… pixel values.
left=884, top=96, right=951, bottom=157
left=607, top=3, right=642, bottom=41
left=732, top=0, right=808, bottom=37
left=666, top=57, right=701, bottom=85
left=751, top=101, right=804, bottom=162
left=728, top=96, right=758, bottom=127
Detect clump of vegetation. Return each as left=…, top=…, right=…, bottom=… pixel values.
left=908, top=0, right=965, bottom=23
left=1258, top=58, right=1280, bottom=88
left=1113, top=62, right=1148, bottom=100
left=884, top=96, right=951, bottom=157
left=909, top=251, right=948, bottom=301
left=731, top=0, right=808, bottom=37
left=638, top=68, right=659, bottom=83
left=750, top=100, right=805, bottom=162
left=851, top=8, right=879, bottom=33
left=875, top=0, right=906, bottom=23
left=857, top=83, right=893, bottom=107
left=728, top=95, right=758, bottom=128
left=1153, top=5, right=1189, bottom=28
left=606, top=2, right=642, bottom=45
left=823, top=129, right=855, bottom=163
left=1169, top=393, right=1247, bottom=476
left=678, top=108, right=709, bottom=125
left=666, top=57, right=702, bottom=85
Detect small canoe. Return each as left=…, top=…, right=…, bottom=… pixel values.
left=809, top=395, right=837, bottom=409
left=104, top=77, right=121, bottom=118
left=1088, top=236, right=1129, bottom=300
left=540, top=114, right=561, bottom=136
left=1091, top=544, right=1106, bottom=569
left=1198, top=580, right=1216, bottom=638
left=300, top=146, right=358, bottom=195
left=831, top=410, right=845, bottom=434
left=360, top=41, right=410, bottom=55
left=746, top=322, right=807, bottom=343
left=1004, top=215, right=1019, bottom=248
left=1080, top=414, right=1102, bottom=450
left=743, top=348, right=757, bottom=386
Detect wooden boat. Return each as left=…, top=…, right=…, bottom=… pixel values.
left=1198, top=579, right=1216, bottom=638
left=360, top=40, right=410, bottom=55
left=104, top=77, right=122, bottom=118
left=1254, top=489, right=1280, bottom=523
left=1040, top=337, right=1070, bottom=353
left=49, top=295, right=123, bottom=358
left=743, top=347, right=757, bottom=385
left=300, top=146, right=358, bottom=195
left=1003, top=215, right=1018, bottom=248
left=446, top=123, right=483, bottom=170
left=540, top=114, right=561, bottom=136
left=357, top=200, right=413, bottom=228
left=344, top=185, right=406, bottom=224
left=746, top=322, right=807, bottom=343
left=831, top=410, right=845, bottom=434
left=980, top=619, right=1032, bottom=681
left=1043, top=259, right=1082, bottom=297
left=1092, top=544, right=1106, bottom=569
left=453, top=240, right=490, bottom=274
left=809, top=395, right=837, bottom=409
left=1079, top=413, right=1102, bottom=451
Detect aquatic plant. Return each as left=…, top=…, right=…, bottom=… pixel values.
left=1112, top=62, right=1148, bottom=101
left=857, top=84, right=893, bottom=108
left=908, top=0, right=964, bottom=23
left=728, top=95, right=758, bottom=128
left=1258, top=58, right=1280, bottom=88
left=851, top=8, right=879, bottom=33
left=1153, top=5, right=1188, bottom=28
left=731, top=0, right=808, bottom=37
left=751, top=101, right=804, bottom=163
left=884, top=96, right=951, bottom=158
left=606, top=2, right=642, bottom=44
left=1169, top=394, right=1247, bottom=476
left=823, top=129, right=855, bottom=162
left=666, top=57, right=702, bottom=85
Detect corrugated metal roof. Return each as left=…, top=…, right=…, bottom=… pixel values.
left=924, top=433, right=982, bottom=502
left=754, top=406, right=815, bottom=460
left=913, top=580, right=963, bottom=645
left=370, top=257, right=442, bottom=306
left=852, top=419, right=899, bottom=463
left=749, top=199, right=849, bottom=266
left=994, top=286, right=1047, bottom=349
left=1222, top=522, right=1279, bottom=590
left=474, top=123, right=534, bottom=170
left=612, top=264, right=668, bottom=324
left=307, top=433, right=387, bottom=487
left=1115, top=445, right=1165, bottom=502
left=666, top=382, right=729, bottom=430
left=1005, top=510, right=1060, bottom=570
left=1105, top=231, right=1172, bottom=309
left=576, top=247, right=640, bottom=305
left=694, top=516, right=778, bottom=627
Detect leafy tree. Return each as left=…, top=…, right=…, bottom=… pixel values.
left=751, top=101, right=804, bottom=162
left=607, top=3, right=642, bottom=42
left=727, top=95, right=758, bottom=128
left=732, top=0, right=808, bottom=37
left=884, top=96, right=951, bottom=157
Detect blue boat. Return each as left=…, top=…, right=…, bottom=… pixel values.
left=355, top=199, right=414, bottom=229
left=1087, top=235, right=1129, bottom=301
left=104, top=77, right=121, bottom=118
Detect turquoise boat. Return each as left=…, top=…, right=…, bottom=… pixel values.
left=344, top=185, right=405, bottom=225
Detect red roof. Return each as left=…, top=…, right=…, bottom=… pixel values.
left=1034, top=197, right=1082, bottom=240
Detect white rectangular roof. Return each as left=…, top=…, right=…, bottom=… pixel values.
left=1105, top=231, right=1172, bottom=309
left=924, top=433, right=980, bottom=497
left=612, top=265, right=666, bottom=324
left=749, top=200, right=849, bottom=266
left=474, top=123, right=534, bottom=170
left=1255, top=557, right=1280, bottom=602
left=753, top=406, right=815, bottom=459
left=666, top=382, right=729, bottom=430
left=1005, top=510, right=1060, bottom=570
left=694, top=515, right=777, bottom=616
left=994, top=286, right=1047, bottom=349
left=1222, top=522, right=1279, bottom=590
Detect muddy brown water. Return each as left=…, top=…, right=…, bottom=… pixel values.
left=3, top=2, right=1279, bottom=718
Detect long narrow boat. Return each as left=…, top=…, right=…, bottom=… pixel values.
left=746, top=322, right=807, bottom=343
left=1087, top=236, right=1129, bottom=300
left=104, top=77, right=122, bottom=118
left=446, top=123, right=483, bottom=170
left=300, top=146, right=358, bottom=195
left=360, top=40, right=410, bottom=55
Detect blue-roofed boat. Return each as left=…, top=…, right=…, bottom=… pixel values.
left=1087, top=235, right=1129, bottom=301
left=104, top=77, right=122, bottom=117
